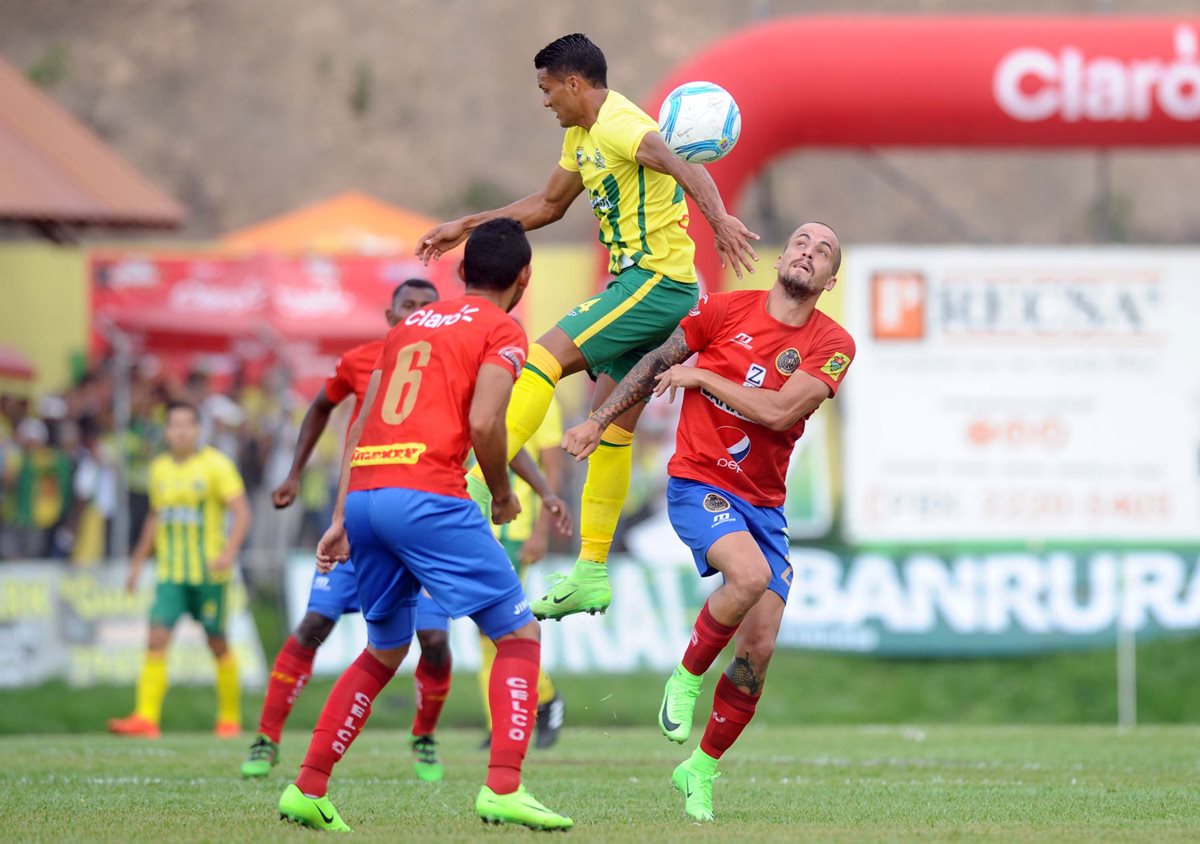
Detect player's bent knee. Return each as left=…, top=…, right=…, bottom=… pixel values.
left=147, top=625, right=172, bottom=651
left=366, top=643, right=410, bottom=671
left=728, top=564, right=772, bottom=604
left=295, top=611, right=337, bottom=649
left=494, top=618, right=540, bottom=643
left=416, top=628, right=451, bottom=664
left=206, top=635, right=229, bottom=657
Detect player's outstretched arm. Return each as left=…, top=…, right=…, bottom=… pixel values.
left=562, top=327, right=695, bottom=461
left=273, top=391, right=338, bottom=509
left=659, top=365, right=831, bottom=432
left=416, top=167, right=584, bottom=263
left=634, top=132, right=759, bottom=279
left=470, top=364, right=520, bottom=525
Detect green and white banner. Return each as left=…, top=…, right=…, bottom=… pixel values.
left=286, top=546, right=1200, bottom=671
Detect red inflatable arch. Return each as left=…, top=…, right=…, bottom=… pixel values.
left=646, top=16, right=1200, bottom=289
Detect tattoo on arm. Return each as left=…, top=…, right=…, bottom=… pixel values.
left=590, top=327, right=693, bottom=429
left=726, top=654, right=765, bottom=696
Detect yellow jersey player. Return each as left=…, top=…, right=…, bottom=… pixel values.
left=418, top=33, right=758, bottom=621
left=108, top=400, right=252, bottom=739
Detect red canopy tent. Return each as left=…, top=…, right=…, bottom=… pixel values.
left=90, top=251, right=454, bottom=395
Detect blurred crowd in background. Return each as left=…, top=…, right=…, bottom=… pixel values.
left=0, top=356, right=681, bottom=571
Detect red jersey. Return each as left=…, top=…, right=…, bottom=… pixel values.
left=348, top=295, right=527, bottom=499
left=668, top=290, right=855, bottom=507
left=324, top=339, right=383, bottom=429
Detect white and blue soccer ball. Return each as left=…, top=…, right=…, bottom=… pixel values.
left=658, top=81, right=741, bottom=164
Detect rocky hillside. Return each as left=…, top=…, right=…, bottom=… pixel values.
left=2, top=0, right=1197, bottom=246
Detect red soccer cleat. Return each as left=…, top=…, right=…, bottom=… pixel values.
left=107, top=714, right=161, bottom=739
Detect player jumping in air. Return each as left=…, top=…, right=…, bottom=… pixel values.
left=245, top=279, right=567, bottom=782
left=418, top=33, right=758, bottom=621
left=109, top=401, right=252, bottom=739
left=564, top=223, right=855, bottom=822
left=278, top=219, right=573, bottom=832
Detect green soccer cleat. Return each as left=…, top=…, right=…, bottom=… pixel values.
left=278, top=783, right=352, bottom=832
left=241, top=734, right=279, bottom=778
left=531, top=560, right=611, bottom=621
left=476, top=784, right=574, bottom=831
left=672, top=757, right=720, bottom=823
left=410, top=734, right=444, bottom=782
left=659, top=666, right=704, bottom=743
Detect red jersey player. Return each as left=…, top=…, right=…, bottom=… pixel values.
left=278, top=219, right=573, bottom=832
left=564, top=222, right=855, bottom=823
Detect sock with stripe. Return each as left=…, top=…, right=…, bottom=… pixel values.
left=258, top=635, right=315, bottom=742
left=411, top=650, right=452, bottom=736
left=578, top=423, right=634, bottom=564
left=469, top=343, right=561, bottom=485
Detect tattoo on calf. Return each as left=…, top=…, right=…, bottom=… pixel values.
left=590, top=328, right=693, bottom=429
left=726, top=654, right=764, bottom=696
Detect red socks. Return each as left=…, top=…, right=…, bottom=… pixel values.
left=485, top=637, right=540, bottom=795
left=681, top=600, right=739, bottom=677
left=411, top=652, right=453, bottom=736
left=699, top=674, right=759, bottom=759
left=258, top=635, right=316, bottom=743
left=295, top=649, right=395, bottom=797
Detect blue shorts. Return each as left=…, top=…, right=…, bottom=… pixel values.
left=666, top=477, right=793, bottom=603
left=305, top=549, right=452, bottom=631
left=306, top=559, right=362, bottom=620
left=344, top=487, right=532, bottom=649
left=415, top=587, right=450, bottom=632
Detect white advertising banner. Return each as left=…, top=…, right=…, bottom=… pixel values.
left=843, top=248, right=1200, bottom=544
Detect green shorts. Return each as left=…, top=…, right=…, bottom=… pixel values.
left=556, top=266, right=699, bottom=384
left=149, top=581, right=228, bottom=638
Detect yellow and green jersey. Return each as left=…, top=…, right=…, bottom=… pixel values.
left=493, top=398, right=564, bottom=545
left=559, top=90, right=697, bottom=282
left=148, top=446, right=245, bottom=585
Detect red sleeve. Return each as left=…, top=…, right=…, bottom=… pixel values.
left=323, top=352, right=356, bottom=404
left=481, top=318, right=528, bottom=382
left=678, top=293, right=729, bottom=352
left=800, top=325, right=856, bottom=397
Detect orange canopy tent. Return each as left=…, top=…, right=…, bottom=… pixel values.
left=220, top=190, right=462, bottom=280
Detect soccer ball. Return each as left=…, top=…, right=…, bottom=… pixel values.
left=658, top=81, right=741, bottom=163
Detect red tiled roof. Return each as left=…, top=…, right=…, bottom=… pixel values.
left=0, top=55, right=183, bottom=228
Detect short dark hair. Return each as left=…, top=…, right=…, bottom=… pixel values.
left=392, top=278, right=438, bottom=304
left=165, top=399, right=199, bottom=420
left=462, top=218, right=531, bottom=291
left=534, top=33, right=607, bottom=88
left=806, top=221, right=843, bottom=274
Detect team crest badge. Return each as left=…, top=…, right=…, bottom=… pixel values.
left=703, top=493, right=730, bottom=513
left=593, top=149, right=606, bottom=169
left=775, top=348, right=801, bottom=375
left=821, top=352, right=851, bottom=380
left=498, top=346, right=526, bottom=376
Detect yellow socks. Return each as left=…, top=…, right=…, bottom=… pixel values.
left=579, top=423, right=634, bottom=564
left=134, top=652, right=169, bottom=725
left=215, top=653, right=241, bottom=726
left=536, top=666, right=556, bottom=705
left=470, top=343, right=561, bottom=483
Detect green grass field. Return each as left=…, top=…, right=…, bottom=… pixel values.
left=4, top=725, right=1197, bottom=842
